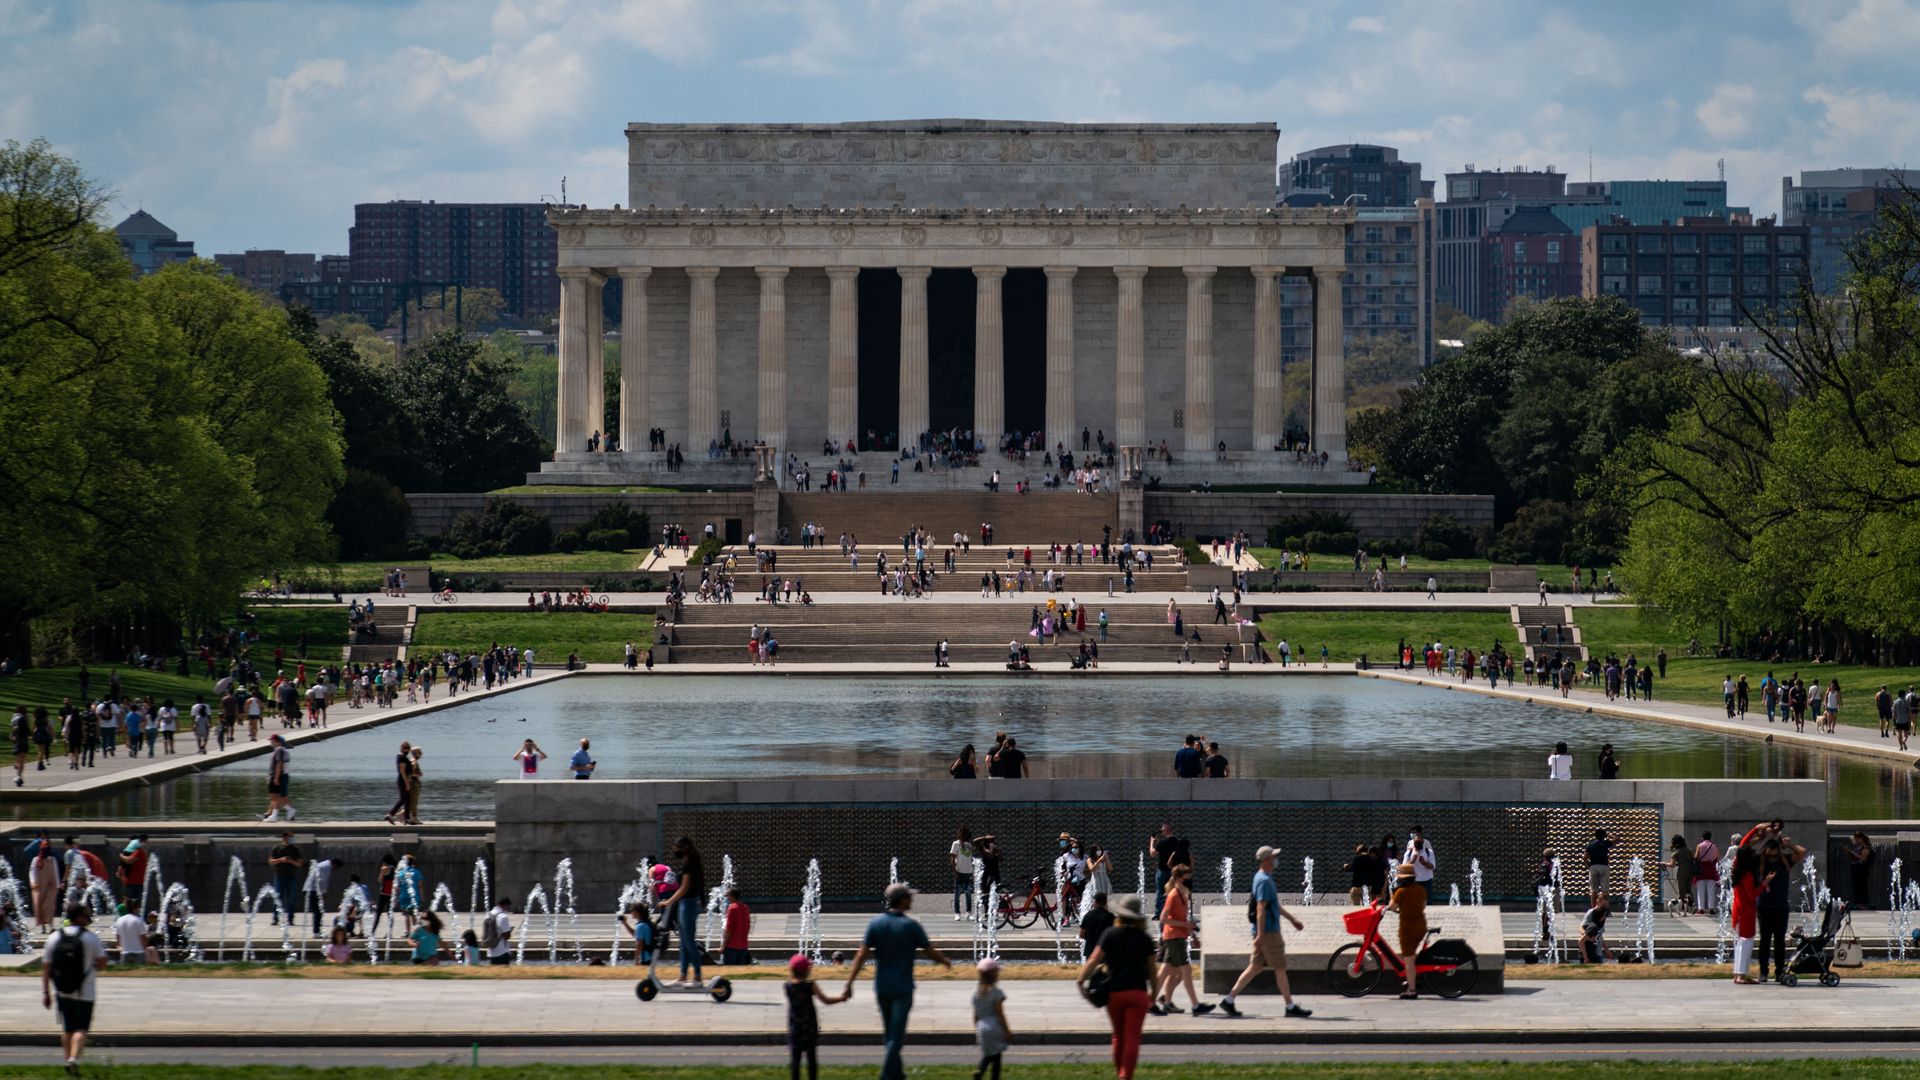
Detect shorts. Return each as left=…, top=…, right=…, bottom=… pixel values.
left=488, top=953, right=512, bottom=966
left=1158, top=937, right=1190, bottom=966
left=55, top=996, right=94, bottom=1033
left=267, top=779, right=290, bottom=797
left=1588, top=865, right=1609, bottom=895
left=1249, top=933, right=1287, bottom=970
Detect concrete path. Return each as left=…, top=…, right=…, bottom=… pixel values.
left=1365, top=669, right=1920, bottom=768
left=10, top=671, right=572, bottom=801
left=2, top=974, right=1915, bottom=1045
left=320, top=589, right=1611, bottom=609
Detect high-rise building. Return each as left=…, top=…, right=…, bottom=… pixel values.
left=114, top=210, right=195, bottom=276
left=1581, top=217, right=1810, bottom=329
left=348, top=200, right=562, bottom=320
left=1781, top=168, right=1920, bottom=293
left=1279, top=144, right=1433, bottom=208
left=213, top=249, right=320, bottom=293
left=279, top=255, right=399, bottom=322
left=1480, top=206, right=1580, bottom=322
left=1436, top=168, right=1743, bottom=320
left=1279, top=145, right=1434, bottom=368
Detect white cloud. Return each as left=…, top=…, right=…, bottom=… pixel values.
left=1695, top=84, right=1757, bottom=141
left=1804, top=84, right=1920, bottom=161
left=746, top=0, right=858, bottom=76
left=1796, top=0, right=1920, bottom=56
left=1347, top=15, right=1387, bottom=33
left=252, top=58, right=348, bottom=154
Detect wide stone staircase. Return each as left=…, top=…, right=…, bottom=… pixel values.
left=777, top=491, right=1120, bottom=548
left=708, top=541, right=1190, bottom=594
left=658, top=597, right=1244, bottom=665
left=347, top=604, right=414, bottom=664
left=1511, top=604, right=1586, bottom=663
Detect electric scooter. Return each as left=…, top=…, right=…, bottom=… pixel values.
left=632, top=909, right=732, bottom=1003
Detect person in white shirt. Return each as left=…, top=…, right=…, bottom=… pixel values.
left=1402, top=825, right=1437, bottom=901
left=41, top=903, right=109, bottom=1070
left=1548, top=741, right=1574, bottom=780
left=485, top=899, right=515, bottom=965
left=950, top=828, right=977, bottom=920
left=110, top=904, right=147, bottom=965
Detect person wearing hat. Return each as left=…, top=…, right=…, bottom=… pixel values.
left=1388, top=863, right=1428, bottom=998
left=844, top=882, right=951, bottom=1080
left=1077, top=893, right=1159, bottom=1079
left=1219, top=844, right=1311, bottom=1019
left=784, top=952, right=848, bottom=1080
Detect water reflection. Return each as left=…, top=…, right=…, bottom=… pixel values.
left=7, top=676, right=1909, bottom=822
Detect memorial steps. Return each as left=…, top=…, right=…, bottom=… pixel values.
left=1513, top=604, right=1588, bottom=663
left=777, top=490, right=1120, bottom=545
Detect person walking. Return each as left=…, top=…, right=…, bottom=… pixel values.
left=1151, top=863, right=1214, bottom=1016
left=403, top=746, right=425, bottom=824
left=1402, top=826, right=1436, bottom=901
left=1218, top=844, right=1311, bottom=1018
left=1078, top=894, right=1158, bottom=1080
left=259, top=734, right=295, bottom=822
left=972, top=958, right=1013, bottom=1080
left=785, top=953, right=848, bottom=1080
left=41, top=902, right=108, bottom=1072
left=483, top=897, right=514, bottom=965
left=383, top=741, right=413, bottom=825
left=844, top=882, right=952, bottom=1080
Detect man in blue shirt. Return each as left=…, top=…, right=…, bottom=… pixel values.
left=1172, top=735, right=1204, bottom=779
left=1219, top=844, right=1311, bottom=1018
left=844, top=883, right=951, bottom=1080
left=567, top=739, right=595, bottom=780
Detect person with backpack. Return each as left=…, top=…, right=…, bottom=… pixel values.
left=483, top=897, right=514, bottom=965
left=41, top=902, right=108, bottom=1071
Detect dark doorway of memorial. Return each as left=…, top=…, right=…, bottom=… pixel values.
left=1001, top=268, right=1046, bottom=444
left=855, top=269, right=901, bottom=451
left=926, top=268, right=977, bottom=439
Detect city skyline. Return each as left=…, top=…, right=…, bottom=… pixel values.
left=5, top=0, right=1917, bottom=255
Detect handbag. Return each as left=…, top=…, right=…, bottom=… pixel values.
left=1834, top=917, right=1864, bottom=968
left=1080, top=963, right=1112, bottom=1008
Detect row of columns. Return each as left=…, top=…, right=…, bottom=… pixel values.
left=556, top=264, right=1346, bottom=460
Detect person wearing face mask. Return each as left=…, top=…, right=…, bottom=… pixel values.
left=1401, top=825, right=1436, bottom=901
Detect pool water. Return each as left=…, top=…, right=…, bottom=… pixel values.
left=11, top=675, right=1909, bottom=821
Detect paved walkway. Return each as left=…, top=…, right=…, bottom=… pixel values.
left=10, top=671, right=572, bottom=801
left=1365, top=669, right=1920, bottom=767
left=2, top=975, right=1915, bottom=1045
left=322, top=590, right=1602, bottom=609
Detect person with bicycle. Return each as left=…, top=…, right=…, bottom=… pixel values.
left=1388, top=863, right=1427, bottom=998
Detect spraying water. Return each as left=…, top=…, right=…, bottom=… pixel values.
left=1300, top=857, right=1315, bottom=907
left=1219, top=856, right=1235, bottom=911
left=797, top=859, right=824, bottom=963
left=158, top=882, right=201, bottom=963
left=338, top=882, right=376, bottom=962
left=470, top=858, right=492, bottom=932
left=1712, top=843, right=1737, bottom=964
left=219, top=856, right=251, bottom=963
left=514, top=885, right=552, bottom=964
left=1627, top=857, right=1655, bottom=962
left=1447, top=883, right=1461, bottom=907
left=1469, top=859, right=1484, bottom=907
left=701, top=854, right=737, bottom=955
left=1135, top=852, right=1147, bottom=915
left=1050, top=854, right=1069, bottom=964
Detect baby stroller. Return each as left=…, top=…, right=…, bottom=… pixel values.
left=1781, top=896, right=1850, bottom=987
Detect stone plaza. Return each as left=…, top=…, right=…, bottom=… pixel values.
left=534, top=121, right=1362, bottom=485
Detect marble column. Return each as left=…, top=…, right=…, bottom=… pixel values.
left=972, top=266, right=1006, bottom=452
left=1251, top=266, right=1282, bottom=453
left=897, top=266, right=931, bottom=449
left=1182, top=265, right=1216, bottom=455
left=585, top=274, right=605, bottom=449
left=554, top=267, right=592, bottom=456
left=825, top=266, right=859, bottom=451
left=617, top=267, right=650, bottom=454
left=686, top=266, right=720, bottom=450
left=1113, top=266, right=1147, bottom=450
left=1312, top=266, right=1347, bottom=460
left=755, top=266, right=788, bottom=453
left=1044, top=266, right=1076, bottom=450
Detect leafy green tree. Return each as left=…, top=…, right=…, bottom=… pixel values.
left=392, top=330, right=545, bottom=491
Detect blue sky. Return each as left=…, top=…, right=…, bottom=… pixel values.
left=4, top=0, right=1917, bottom=255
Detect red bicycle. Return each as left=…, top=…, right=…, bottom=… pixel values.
left=1326, top=901, right=1478, bottom=998
left=996, top=876, right=1069, bottom=929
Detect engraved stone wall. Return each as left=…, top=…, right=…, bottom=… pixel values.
left=627, top=121, right=1279, bottom=211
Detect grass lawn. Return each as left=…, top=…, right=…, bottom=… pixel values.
left=244, top=606, right=349, bottom=652
left=0, top=1062, right=1910, bottom=1079
left=1246, top=548, right=1581, bottom=582
left=1256, top=610, right=1518, bottom=662
left=0, top=666, right=210, bottom=714
left=411, top=611, right=655, bottom=664
left=306, top=549, right=658, bottom=582
left=488, top=484, right=691, bottom=494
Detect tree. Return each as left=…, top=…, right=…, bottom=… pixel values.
left=1611, top=190, right=1920, bottom=649
left=391, top=330, right=545, bottom=491
left=390, top=286, right=506, bottom=338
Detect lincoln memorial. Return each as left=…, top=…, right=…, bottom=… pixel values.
left=534, top=120, right=1357, bottom=486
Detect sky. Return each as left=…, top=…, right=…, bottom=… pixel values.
left=4, top=0, right=1917, bottom=255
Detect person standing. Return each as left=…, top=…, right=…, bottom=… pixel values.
left=512, top=739, right=548, bottom=777
left=785, top=953, right=848, bottom=1080
left=29, top=837, right=61, bottom=933
left=260, top=734, right=294, bottom=822
left=190, top=696, right=211, bottom=754
left=1077, top=894, right=1158, bottom=1080
left=484, top=897, right=514, bottom=965
left=1149, top=822, right=1189, bottom=918
left=1402, top=826, right=1436, bottom=901
left=1754, top=834, right=1804, bottom=982
left=115, top=837, right=149, bottom=907
left=844, top=882, right=952, bottom=1080
left=1728, top=847, right=1762, bottom=984
left=1344, top=843, right=1379, bottom=906
left=267, top=830, right=305, bottom=927
left=1078, top=892, right=1115, bottom=960
left=1848, top=831, right=1876, bottom=910
left=1202, top=742, right=1230, bottom=778
left=110, top=902, right=147, bottom=965
left=568, top=738, right=596, bottom=779
left=1388, top=863, right=1427, bottom=997
left=403, top=747, right=425, bottom=825
left=384, top=741, right=413, bottom=825
left=1547, top=741, right=1573, bottom=780
left=42, top=902, right=108, bottom=1072
left=1172, top=735, right=1203, bottom=779
left=661, top=837, right=707, bottom=987
left=972, top=958, right=1013, bottom=1080
left=1218, top=845, right=1311, bottom=1018
left=950, top=827, right=977, bottom=920
left=1692, top=831, right=1722, bottom=915
left=1585, top=828, right=1614, bottom=911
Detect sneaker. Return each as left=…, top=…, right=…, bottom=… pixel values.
left=260, top=813, right=279, bottom=822
left=1161, top=1001, right=1185, bottom=1014
left=1148, top=1003, right=1166, bottom=1017
left=1192, top=1002, right=1216, bottom=1016
left=287, top=807, right=298, bottom=821
left=1217, top=998, right=1240, bottom=1017
left=1285, top=1003, right=1313, bottom=1018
